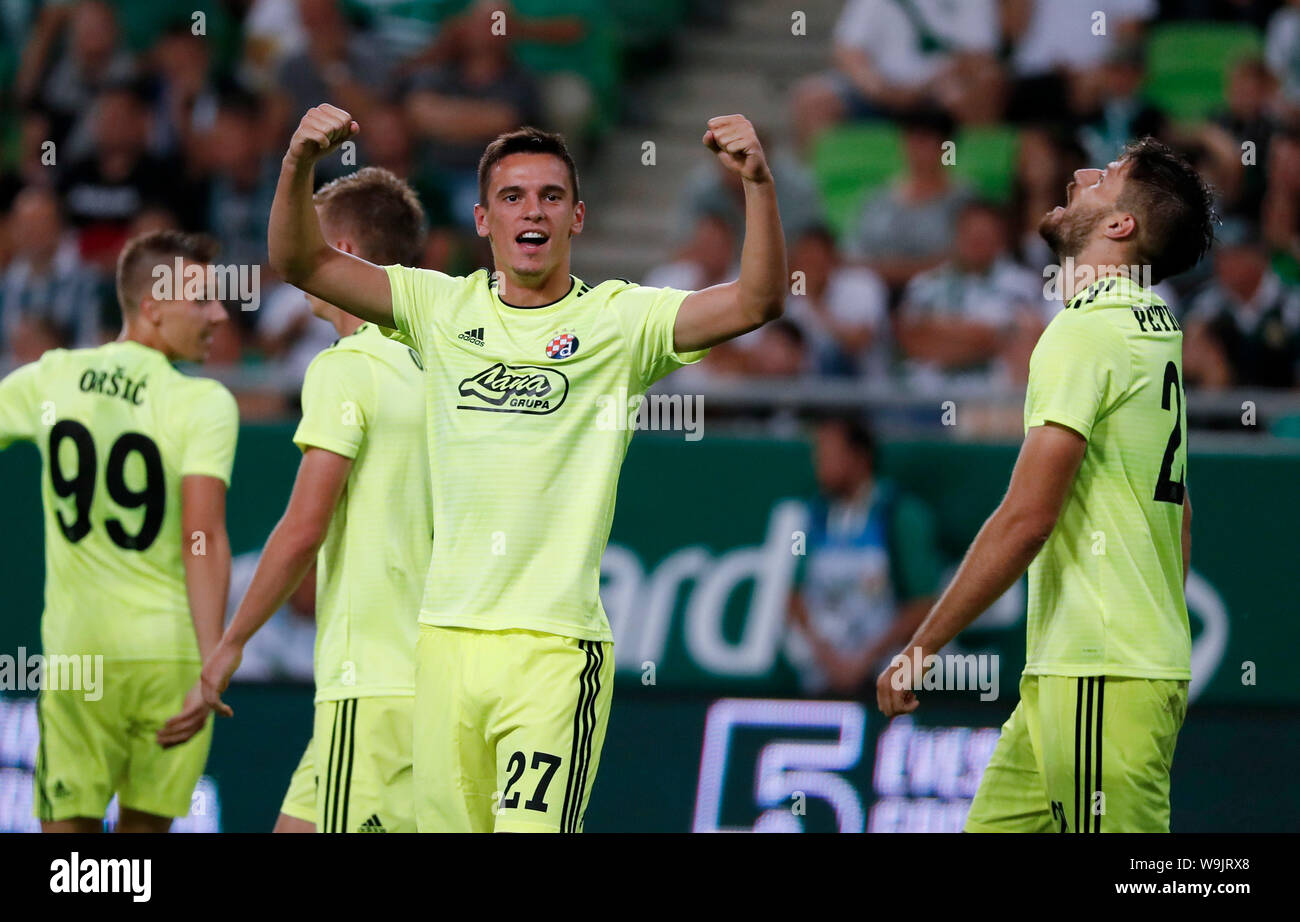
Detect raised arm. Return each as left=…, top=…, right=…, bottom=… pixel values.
left=157, top=449, right=351, bottom=746
left=268, top=104, right=395, bottom=327
left=876, top=422, right=1086, bottom=717
left=673, top=115, right=786, bottom=352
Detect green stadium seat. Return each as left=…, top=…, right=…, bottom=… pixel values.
left=951, top=125, right=1018, bottom=203
left=511, top=0, right=622, bottom=137
left=1144, top=22, right=1263, bottom=122
left=811, top=123, right=903, bottom=239
left=811, top=123, right=1019, bottom=239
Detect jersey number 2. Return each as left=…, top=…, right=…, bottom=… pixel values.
left=48, top=420, right=165, bottom=551
left=1153, top=361, right=1186, bottom=505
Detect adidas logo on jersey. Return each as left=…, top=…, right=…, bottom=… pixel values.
left=358, top=814, right=387, bottom=832
left=459, top=327, right=485, bottom=347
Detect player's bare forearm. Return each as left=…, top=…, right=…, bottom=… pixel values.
left=674, top=116, right=786, bottom=352
left=907, top=507, right=1045, bottom=659
left=735, top=175, right=786, bottom=322
left=908, top=425, right=1084, bottom=657
left=878, top=425, right=1084, bottom=716
left=181, top=477, right=231, bottom=663
left=222, top=449, right=350, bottom=651
left=223, top=518, right=320, bottom=650
left=268, top=105, right=395, bottom=326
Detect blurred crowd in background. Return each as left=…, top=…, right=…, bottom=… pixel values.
left=2, top=0, right=1300, bottom=421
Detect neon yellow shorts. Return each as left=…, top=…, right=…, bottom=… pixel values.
left=278, top=696, right=416, bottom=833
left=34, top=660, right=212, bottom=823
left=965, top=674, right=1188, bottom=833
left=279, top=742, right=316, bottom=825
left=414, top=625, right=614, bottom=833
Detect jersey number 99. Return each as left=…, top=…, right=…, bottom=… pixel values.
left=48, top=420, right=165, bottom=551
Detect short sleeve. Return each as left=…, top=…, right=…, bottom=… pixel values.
left=610, top=283, right=707, bottom=387
left=0, top=359, right=42, bottom=449
left=385, top=264, right=461, bottom=358
left=293, top=349, right=375, bottom=460
left=1025, top=313, right=1131, bottom=441
left=180, top=382, right=239, bottom=485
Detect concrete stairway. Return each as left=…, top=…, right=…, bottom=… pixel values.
left=571, top=0, right=842, bottom=283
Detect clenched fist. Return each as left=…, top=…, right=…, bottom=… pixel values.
left=287, top=103, right=359, bottom=165
left=702, top=115, right=771, bottom=184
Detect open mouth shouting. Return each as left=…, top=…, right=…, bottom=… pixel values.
left=516, top=229, right=550, bottom=254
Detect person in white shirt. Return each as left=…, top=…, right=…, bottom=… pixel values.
left=791, top=0, right=1002, bottom=151
left=896, top=200, right=1047, bottom=390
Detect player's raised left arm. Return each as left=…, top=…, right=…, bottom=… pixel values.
left=876, top=423, right=1086, bottom=717
left=673, top=115, right=786, bottom=352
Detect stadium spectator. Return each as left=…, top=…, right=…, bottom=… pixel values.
left=644, top=213, right=736, bottom=292
left=1266, top=0, right=1300, bottom=109
left=783, top=225, right=889, bottom=378
left=790, top=0, right=1002, bottom=151
left=785, top=416, right=942, bottom=697
left=1076, top=41, right=1167, bottom=167
left=56, top=80, right=190, bottom=271
left=0, top=107, right=59, bottom=212
left=747, top=319, right=810, bottom=378
left=1198, top=55, right=1277, bottom=226
left=677, top=130, right=824, bottom=248
left=1004, top=0, right=1156, bottom=123
left=1262, top=117, right=1300, bottom=279
left=895, top=200, right=1046, bottom=390
left=1010, top=125, right=1088, bottom=270
left=1184, top=219, right=1300, bottom=390
left=146, top=25, right=220, bottom=165
left=240, top=0, right=310, bottom=92
left=17, top=0, right=135, bottom=152
left=202, top=90, right=277, bottom=278
left=843, top=108, right=973, bottom=289
left=404, top=1, right=544, bottom=228
left=1, top=186, right=102, bottom=363
left=271, top=0, right=382, bottom=185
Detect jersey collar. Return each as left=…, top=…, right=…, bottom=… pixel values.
left=1066, top=274, right=1160, bottom=310
left=488, top=273, right=585, bottom=313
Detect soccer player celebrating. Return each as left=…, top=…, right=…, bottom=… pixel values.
left=268, top=104, right=785, bottom=832
left=0, top=231, right=237, bottom=832
left=877, top=138, right=1214, bottom=833
left=161, top=168, right=433, bottom=834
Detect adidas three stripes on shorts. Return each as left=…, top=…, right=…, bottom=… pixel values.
left=413, top=625, right=614, bottom=833
left=965, top=674, right=1188, bottom=833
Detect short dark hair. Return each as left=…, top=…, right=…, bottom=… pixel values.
left=816, top=414, right=876, bottom=465
left=1116, top=136, right=1216, bottom=283
left=314, top=167, right=427, bottom=267
left=116, top=230, right=218, bottom=315
left=477, top=126, right=579, bottom=205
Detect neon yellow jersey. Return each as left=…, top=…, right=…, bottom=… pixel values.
left=0, top=341, right=238, bottom=661
left=386, top=267, right=704, bottom=642
left=1023, top=276, right=1190, bottom=679
left=293, top=323, right=431, bottom=701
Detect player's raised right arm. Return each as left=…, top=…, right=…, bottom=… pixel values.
left=269, top=104, right=395, bottom=327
